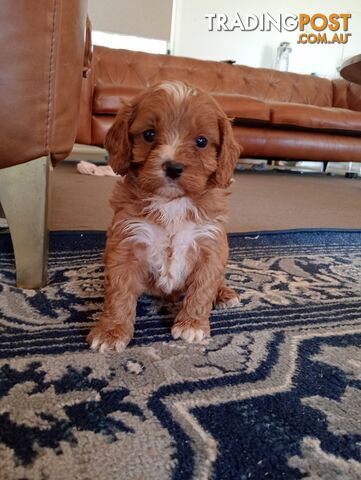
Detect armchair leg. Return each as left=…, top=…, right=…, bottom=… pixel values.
left=0, top=156, right=51, bottom=289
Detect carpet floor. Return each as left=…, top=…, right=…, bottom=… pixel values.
left=1, top=231, right=361, bottom=479
left=50, top=163, right=361, bottom=232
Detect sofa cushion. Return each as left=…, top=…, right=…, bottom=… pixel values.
left=233, top=125, right=361, bottom=162
left=93, top=85, right=141, bottom=114
left=93, top=84, right=271, bottom=123
left=270, top=102, right=361, bottom=135
left=213, top=94, right=270, bottom=123
left=91, top=115, right=114, bottom=146
left=93, top=84, right=361, bottom=137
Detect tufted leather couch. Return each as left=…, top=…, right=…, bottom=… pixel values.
left=76, top=45, right=361, bottom=162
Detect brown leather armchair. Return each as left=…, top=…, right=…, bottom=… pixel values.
left=0, top=0, right=87, bottom=288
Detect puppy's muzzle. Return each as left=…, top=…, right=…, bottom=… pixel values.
left=163, top=161, right=184, bottom=180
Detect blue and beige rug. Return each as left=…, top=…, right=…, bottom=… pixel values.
left=0, top=230, right=361, bottom=479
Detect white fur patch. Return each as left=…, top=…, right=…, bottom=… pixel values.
left=159, top=81, right=195, bottom=102
left=143, top=196, right=201, bottom=225
left=121, top=198, right=220, bottom=294
left=159, top=142, right=179, bottom=162
left=171, top=325, right=207, bottom=343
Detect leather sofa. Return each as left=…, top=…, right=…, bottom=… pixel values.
left=0, top=0, right=87, bottom=288
left=76, top=45, right=361, bottom=163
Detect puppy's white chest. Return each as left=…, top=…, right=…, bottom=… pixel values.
left=124, top=220, right=218, bottom=294
left=121, top=198, right=219, bottom=294
left=135, top=221, right=199, bottom=293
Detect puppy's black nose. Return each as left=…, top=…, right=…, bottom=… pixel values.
left=164, top=162, right=184, bottom=179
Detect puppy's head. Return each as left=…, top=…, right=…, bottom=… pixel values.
left=106, top=81, right=241, bottom=198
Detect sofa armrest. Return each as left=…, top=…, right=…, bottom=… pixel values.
left=333, top=78, right=361, bottom=112
left=0, top=0, right=87, bottom=169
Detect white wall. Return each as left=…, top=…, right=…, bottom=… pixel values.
left=88, top=0, right=173, bottom=41
left=171, top=0, right=361, bottom=78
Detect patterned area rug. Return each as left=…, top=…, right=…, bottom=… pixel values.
left=1, top=230, right=361, bottom=480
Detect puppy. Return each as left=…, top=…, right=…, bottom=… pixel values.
left=87, top=81, right=241, bottom=352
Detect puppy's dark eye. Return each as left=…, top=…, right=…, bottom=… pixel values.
left=143, top=129, right=156, bottom=143
left=195, top=136, right=208, bottom=148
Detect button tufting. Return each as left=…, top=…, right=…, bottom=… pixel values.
left=86, top=45, right=359, bottom=160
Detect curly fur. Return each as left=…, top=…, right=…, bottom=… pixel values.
left=87, top=81, right=241, bottom=351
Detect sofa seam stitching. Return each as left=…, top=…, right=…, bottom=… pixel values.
left=46, top=0, right=58, bottom=154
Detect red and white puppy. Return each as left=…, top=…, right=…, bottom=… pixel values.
left=87, top=81, right=241, bottom=352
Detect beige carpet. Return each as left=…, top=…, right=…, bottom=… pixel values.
left=50, top=163, right=361, bottom=232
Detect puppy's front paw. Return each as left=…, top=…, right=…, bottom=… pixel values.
left=87, top=323, right=133, bottom=353
left=215, top=286, right=240, bottom=309
left=172, top=320, right=210, bottom=344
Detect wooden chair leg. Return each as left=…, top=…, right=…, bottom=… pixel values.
left=0, top=156, right=51, bottom=289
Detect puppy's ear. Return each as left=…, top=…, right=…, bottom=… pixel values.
left=214, top=115, right=242, bottom=188
left=105, top=103, right=134, bottom=175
